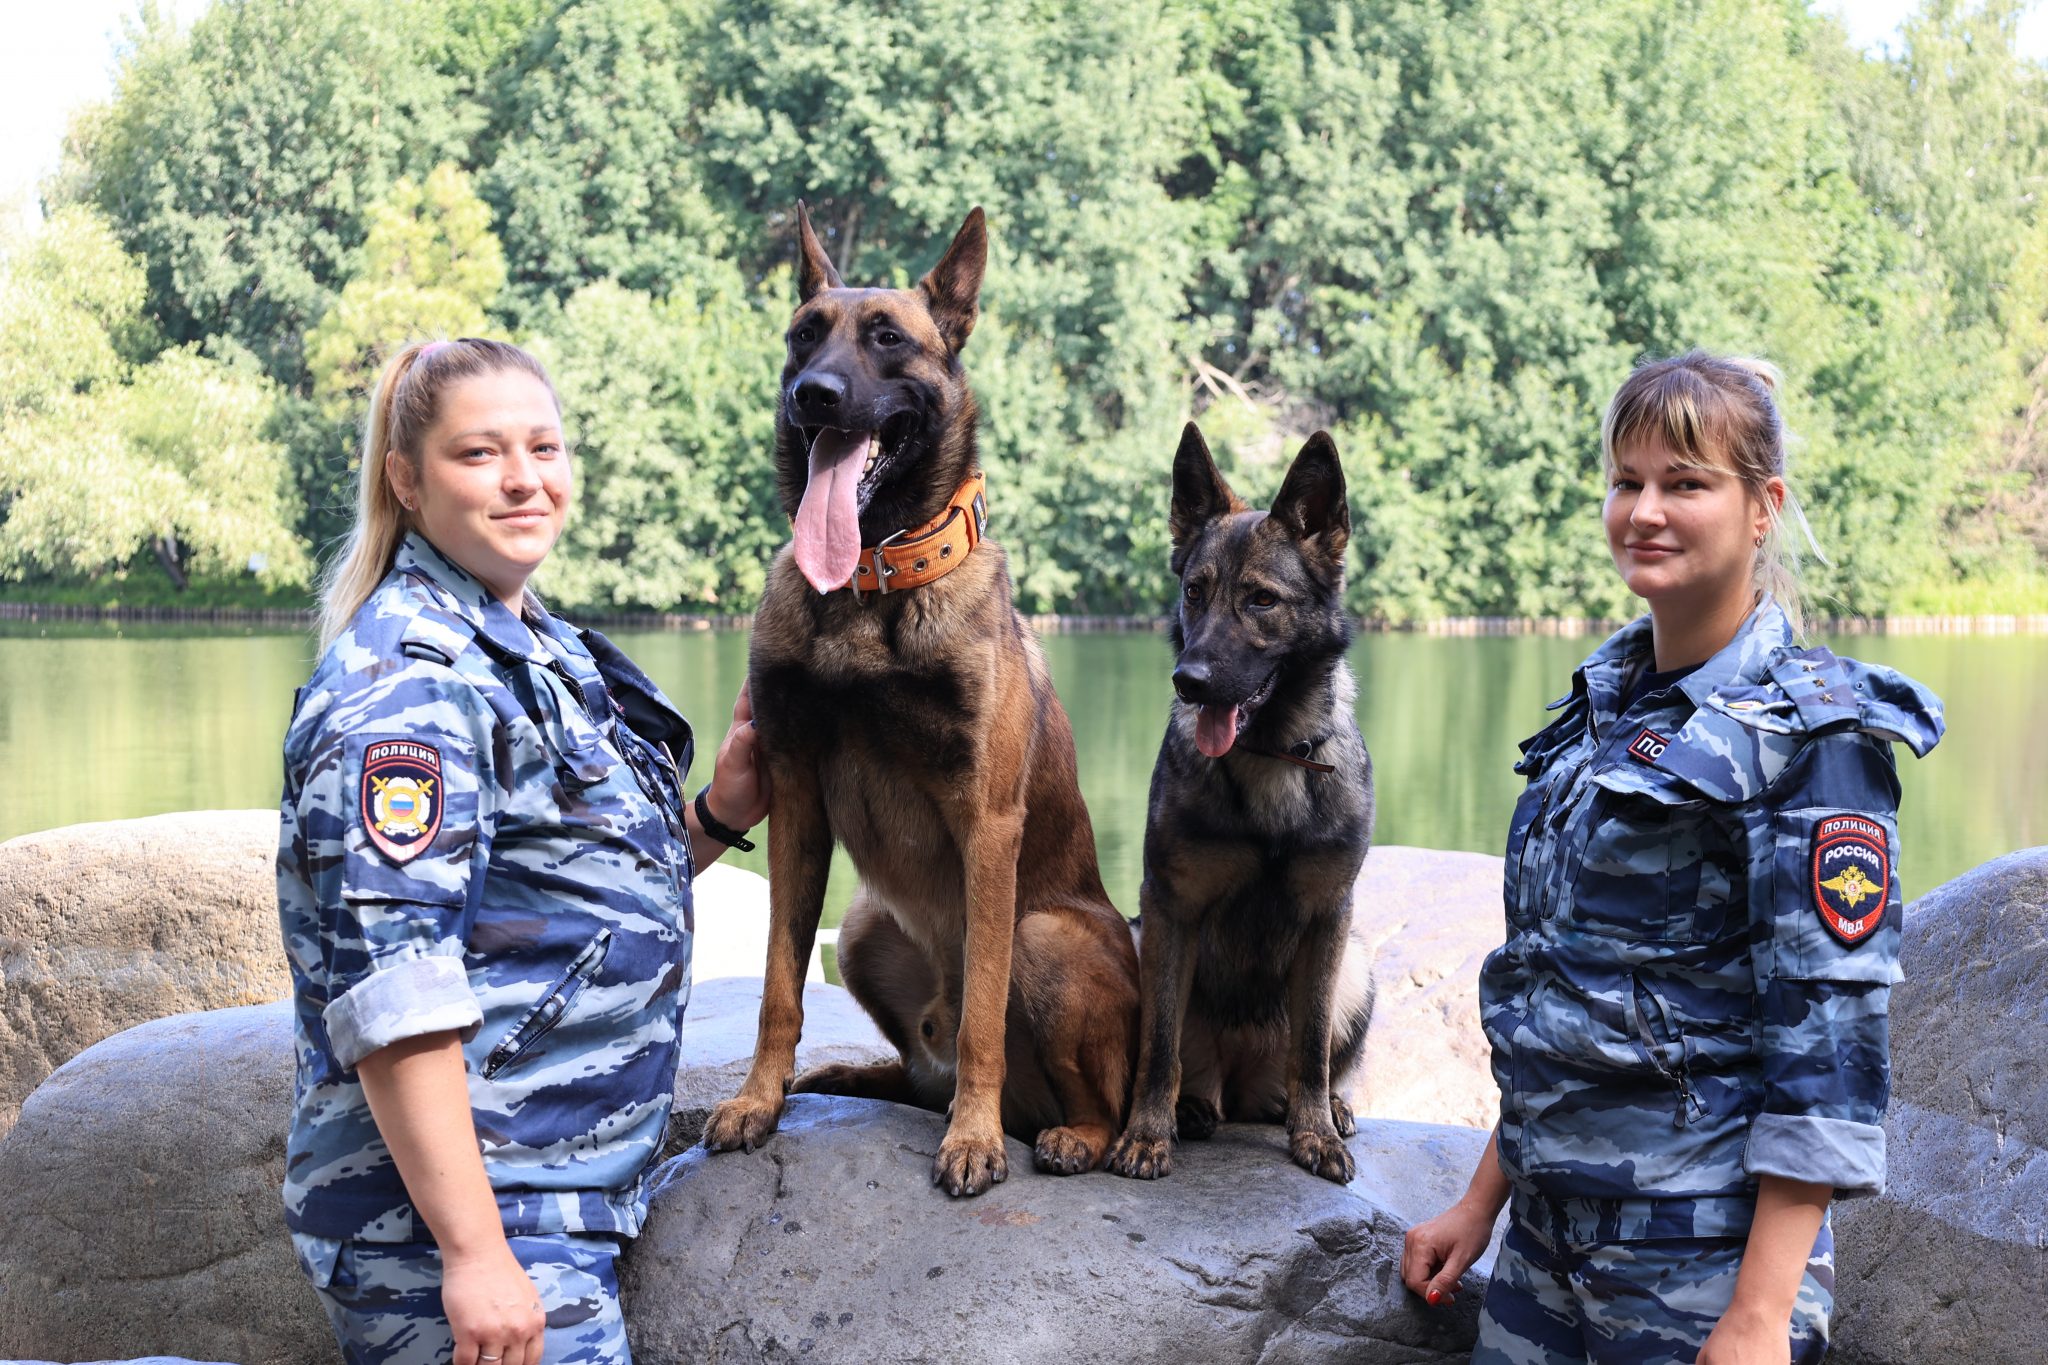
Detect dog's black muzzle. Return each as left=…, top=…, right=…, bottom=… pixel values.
left=1172, top=659, right=1221, bottom=705
left=785, top=369, right=923, bottom=441
left=1171, top=643, right=1274, bottom=713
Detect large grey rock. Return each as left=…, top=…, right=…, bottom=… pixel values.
left=0, top=1003, right=328, bottom=1364
left=1832, top=846, right=2048, bottom=1365
left=0, top=810, right=289, bottom=1135
left=1351, top=845, right=1502, bottom=1131
left=0, top=809, right=808, bottom=1140
left=0, top=977, right=891, bottom=1364
left=624, top=1096, right=1499, bottom=1364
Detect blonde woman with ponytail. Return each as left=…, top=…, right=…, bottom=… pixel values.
left=1403, top=352, right=1945, bottom=1364
left=278, top=338, right=768, bottom=1365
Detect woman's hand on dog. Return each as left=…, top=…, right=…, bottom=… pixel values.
left=706, top=682, right=772, bottom=834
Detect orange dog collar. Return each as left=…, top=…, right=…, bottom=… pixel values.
left=848, top=471, right=987, bottom=595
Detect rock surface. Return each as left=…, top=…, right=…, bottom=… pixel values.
left=1832, top=846, right=2048, bottom=1365
left=1351, top=845, right=1502, bottom=1131
left=0, top=978, right=894, bottom=1364
left=0, top=809, right=800, bottom=1139
left=625, top=1096, right=1498, bottom=1364
left=0, top=810, right=288, bottom=1135
left=0, top=1003, right=329, bottom=1363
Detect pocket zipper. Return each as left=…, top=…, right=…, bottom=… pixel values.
left=481, top=928, right=613, bottom=1079
left=1631, top=973, right=1707, bottom=1127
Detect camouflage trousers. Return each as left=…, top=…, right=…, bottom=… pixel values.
left=292, top=1231, right=630, bottom=1365
left=1472, top=1203, right=1833, bottom=1365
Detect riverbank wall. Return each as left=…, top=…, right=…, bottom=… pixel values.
left=4, top=601, right=2045, bottom=634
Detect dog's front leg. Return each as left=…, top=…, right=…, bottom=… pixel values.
left=935, top=807, right=1023, bottom=1197
left=703, top=759, right=831, bottom=1154
left=1282, top=907, right=1356, bottom=1184
left=1106, top=885, right=1198, bottom=1180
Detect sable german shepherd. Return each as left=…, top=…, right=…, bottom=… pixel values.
left=1106, top=423, right=1376, bottom=1185
left=700, top=205, right=1140, bottom=1196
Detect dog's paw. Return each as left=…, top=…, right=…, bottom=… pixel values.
left=701, top=1093, right=783, bottom=1154
left=933, top=1128, right=1008, bottom=1197
left=1175, top=1095, right=1222, bottom=1141
left=789, top=1063, right=858, bottom=1095
left=1329, top=1091, right=1356, bottom=1139
left=1288, top=1126, right=1356, bottom=1185
left=1032, top=1126, right=1100, bottom=1176
left=1105, top=1128, right=1174, bottom=1180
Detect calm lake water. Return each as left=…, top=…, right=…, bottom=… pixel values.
left=2, top=622, right=2038, bottom=924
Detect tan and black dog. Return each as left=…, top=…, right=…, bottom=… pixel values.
left=700, top=205, right=1139, bottom=1196
left=1106, top=423, right=1376, bottom=1185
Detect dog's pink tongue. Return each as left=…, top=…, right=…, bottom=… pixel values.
left=1194, top=703, right=1239, bottom=758
left=792, top=429, right=873, bottom=593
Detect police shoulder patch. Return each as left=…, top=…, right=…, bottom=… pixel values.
left=361, top=739, right=443, bottom=864
left=1811, top=814, right=1888, bottom=946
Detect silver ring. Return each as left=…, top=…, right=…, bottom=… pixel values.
left=479, top=1355, right=502, bottom=1361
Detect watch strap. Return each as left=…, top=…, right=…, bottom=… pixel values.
left=693, top=786, right=756, bottom=853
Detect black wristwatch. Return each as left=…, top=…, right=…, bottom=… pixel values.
left=693, top=785, right=757, bottom=853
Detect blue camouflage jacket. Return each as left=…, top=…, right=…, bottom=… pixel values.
left=1481, top=598, right=1943, bottom=1242
left=277, top=534, right=695, bottom=1242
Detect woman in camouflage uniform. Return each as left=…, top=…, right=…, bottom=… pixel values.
left=278, top=338, right=769, bottom=1365
left=1401, top=352, right=1942, bottom=1364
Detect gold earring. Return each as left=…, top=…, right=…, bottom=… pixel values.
left=1754, top=533, right=1766, bottom=548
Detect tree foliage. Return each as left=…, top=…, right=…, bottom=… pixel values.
left=25, top=0, right=2048, bottom=614
left=0, top=210, right=308, bottom=587
left=306, top=163, right=509, bottom=416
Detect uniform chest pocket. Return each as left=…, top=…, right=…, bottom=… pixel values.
left=1567, top=773, right=1741, bottom=944
left=1505, top=704, right=1589, bottom=928
left=1503, top=773, right=1561, bottom=928
left=528, top=662, right=617, bottom=790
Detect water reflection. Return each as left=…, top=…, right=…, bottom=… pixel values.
left=0, top=622, right=2036, bottom=925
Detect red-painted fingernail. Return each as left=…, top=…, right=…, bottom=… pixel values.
left=1426, top=1289, right=1442, bottom=1305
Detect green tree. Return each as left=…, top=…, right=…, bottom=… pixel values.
left=0, top=211, right=308, bottom=589
left=1830, top=0, right=2048, bottom=611
left=534, top=272, right=786, bottom=610
left=59, top=0, right=478, bottom=387
left=36, top=0, right=2048, bottom=619
left=306, top=163, right=509, bottom=416
left=481, top=0, right=733, bottom=333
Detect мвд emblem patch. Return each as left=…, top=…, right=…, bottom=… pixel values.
left=1811, top=814, right=1888, bottom=946
left=361, top=739, right=442, bottom=864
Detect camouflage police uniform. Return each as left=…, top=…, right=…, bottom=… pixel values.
left=278, top=534, right=696, bottom=1365
left=1474, top=598, right=1943, bottom=1365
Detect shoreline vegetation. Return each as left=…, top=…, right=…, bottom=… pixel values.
left=4, top=1, right=2046, bottom=626
left=4, top=599, right=2043, bottom=636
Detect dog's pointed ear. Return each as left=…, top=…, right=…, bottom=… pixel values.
left=1170, top=422, right=1245, bottom=552
left=1270, top=431, right=1350, bottom=567
left=917, top=207, right=987, bottom=352
left=795, top=201, right=844, bottom=302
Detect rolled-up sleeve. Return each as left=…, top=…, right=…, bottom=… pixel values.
left=297, top=715, right=498, bottom=1070
left=1745, top=733, right=1903, bottom=1198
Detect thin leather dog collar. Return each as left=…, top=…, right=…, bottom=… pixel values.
left=1239, top=737, right=1338, bottom=774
